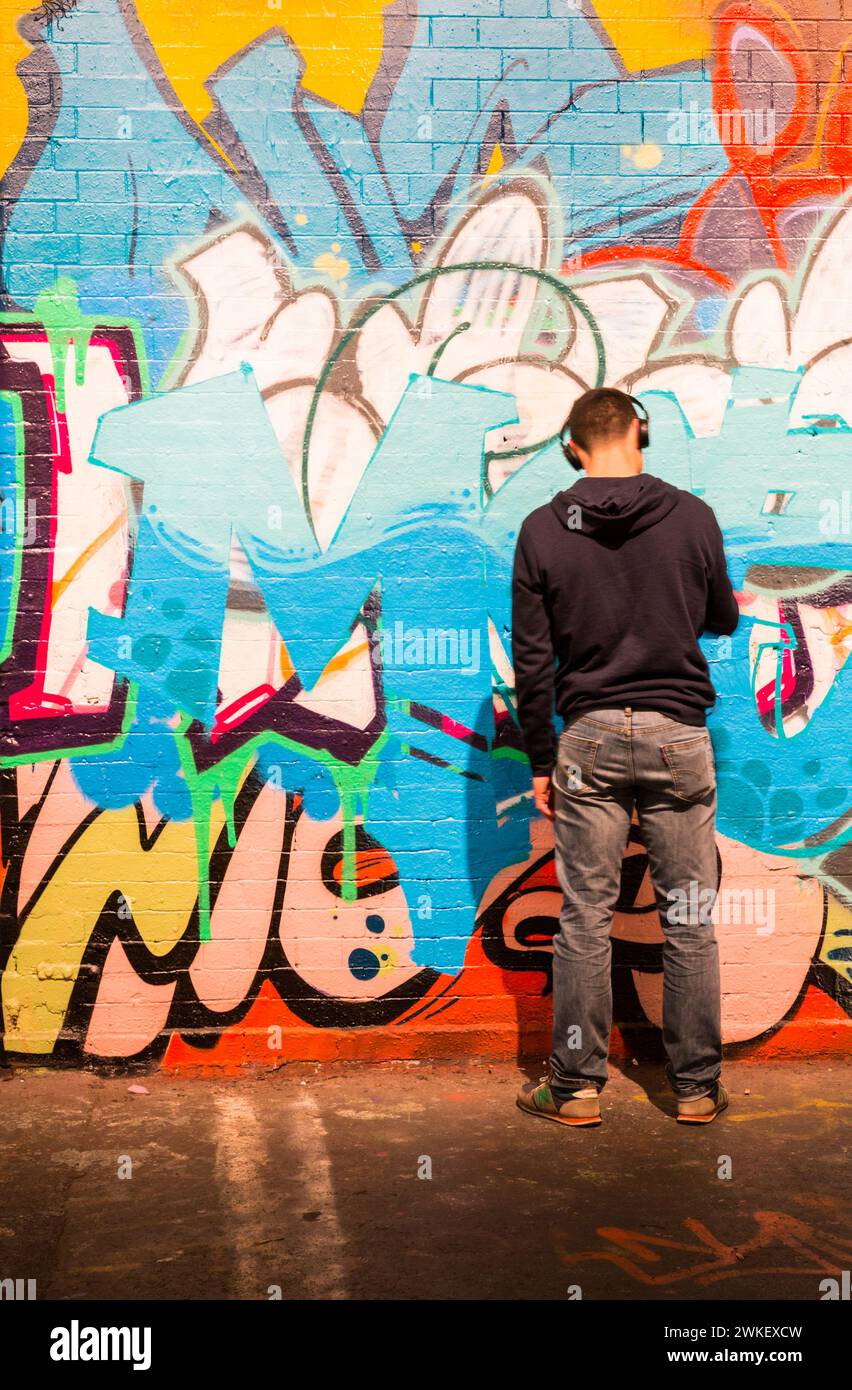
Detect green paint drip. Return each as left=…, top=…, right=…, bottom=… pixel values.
left=171, top=718, right=390, bottom=939
left=7, top=659, right=396, bottom=944
left=0, top=295, right=151, bottom=414
left=193, top=786, right=213, bottom=943
left=173, top=721, right=256, bottom=943
left=334, top=779, right=358, bottom=904
left=327, top=737, right=386, bottom=903
left=34, top=277, right=96, bottom=415
left=217, top=757, right=243, bottom=849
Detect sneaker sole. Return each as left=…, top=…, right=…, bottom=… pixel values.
left=516, top=1097, right=602, bottom=1127
left=676, top=1095, right=729, bottom=1125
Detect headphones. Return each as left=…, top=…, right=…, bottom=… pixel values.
left=559, top=395, right=650, bottom=471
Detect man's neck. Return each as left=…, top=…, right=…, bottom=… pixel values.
left=583, top=448, right=643, bottom=478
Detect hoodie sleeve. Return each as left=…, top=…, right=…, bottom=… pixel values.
left=511, top=520, right=557, bottom=777
left=704, top=513, right=740, bottom=636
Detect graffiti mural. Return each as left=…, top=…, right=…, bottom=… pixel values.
left=1, top=0, right=851, bottom=1066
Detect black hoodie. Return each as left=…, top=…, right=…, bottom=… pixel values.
left=510, top=472, right=740, bottom=776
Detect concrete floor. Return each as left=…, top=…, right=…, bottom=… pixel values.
left=1, top=1057, right=850, bottom=1301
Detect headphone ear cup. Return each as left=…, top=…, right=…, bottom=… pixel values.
left=628, top=394, right=650, bottom=451
left=560, top=426, right=582, bottom=470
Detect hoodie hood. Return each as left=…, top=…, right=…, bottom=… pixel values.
left=550, top=472, right=679, bottom=542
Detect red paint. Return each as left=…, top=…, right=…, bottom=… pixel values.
left=161, top=934, right=849, bottom=1074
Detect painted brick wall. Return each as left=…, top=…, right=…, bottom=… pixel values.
left=1, top=0, right=851, bottom=1069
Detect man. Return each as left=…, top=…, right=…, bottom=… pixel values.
left=510, top=387, right=739, bottom=1128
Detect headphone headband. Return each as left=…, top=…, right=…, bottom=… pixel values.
left=560, top=394, right=650, bottom=471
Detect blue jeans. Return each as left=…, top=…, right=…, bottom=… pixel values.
left=550, top=706, right=722, bottom=1100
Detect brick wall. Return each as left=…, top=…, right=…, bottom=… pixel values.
left=1, top=0, right=850, bottom=1069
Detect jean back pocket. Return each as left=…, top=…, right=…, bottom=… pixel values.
left=661, top=733, right=715, bottom=803
left=554, top=730, right=600, bottom=795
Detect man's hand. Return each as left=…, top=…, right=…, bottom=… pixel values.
left=533, top=774, right=554, bottom=821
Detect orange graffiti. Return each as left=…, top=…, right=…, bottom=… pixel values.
left=557, top=1210, right=852, bottom=1287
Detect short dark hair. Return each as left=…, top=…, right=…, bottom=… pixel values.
left=566, top=388, right=637, bottom=452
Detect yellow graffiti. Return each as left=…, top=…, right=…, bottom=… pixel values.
left=2, top=801, right=223, bottom=1052
left=133, top=0, right=394, bottom=124
left=314, top=243, right=350, bottom=282
left=726, top=1100, right=852, bottom=1123
left=593, top=2, right=711, bottom=72
left=621, top=141, right=664, bottom=170
left=0, top=0, right=395, bottom=177
left=0, top=0, right=711, bottom=179
left=0, top=0, right=716, bottom=179
left=481, top=142, right=504, bottom=189
left=0, top=0, right=33, bottom=176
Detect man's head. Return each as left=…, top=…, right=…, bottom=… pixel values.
left=561, top=388, right=649, bottom=477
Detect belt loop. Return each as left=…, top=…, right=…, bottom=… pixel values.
left=625, top=705, right=632, bottom=736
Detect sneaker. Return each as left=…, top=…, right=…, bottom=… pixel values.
left=516, top=1074, right=602, bottom=1127
left=676, top=1081, right=729, bottom=1125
